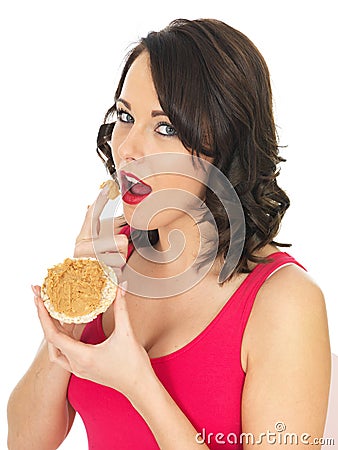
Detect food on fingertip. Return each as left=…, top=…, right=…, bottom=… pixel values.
left=41, top=258, right=118, bottom=324
left=100, top=179, right=120, bottom=200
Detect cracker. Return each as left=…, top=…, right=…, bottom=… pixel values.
left=100, top=179, right=120, bottom=200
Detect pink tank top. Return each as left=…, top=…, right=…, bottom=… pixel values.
left=68, top=225, right=307, bottom=449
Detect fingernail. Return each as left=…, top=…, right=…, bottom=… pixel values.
left=120, top=280, right=128, bottom=296
left=31, top=285, right=37, bottom=295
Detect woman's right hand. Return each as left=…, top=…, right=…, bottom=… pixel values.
left=32, top=284, right=85, bottom=340
left=73, top=185, right=129, bottom=282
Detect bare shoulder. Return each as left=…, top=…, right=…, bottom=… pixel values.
left=255, top=262, right=326, bottom=325
left=241, top=262, right=331, bottom=433
left=243, top=262, right=329, bottom=362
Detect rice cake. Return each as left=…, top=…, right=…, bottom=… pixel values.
left=41, top=257, right=118, bottom=324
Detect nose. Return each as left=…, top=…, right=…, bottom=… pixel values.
left=114, top=123, right=146, bottom=163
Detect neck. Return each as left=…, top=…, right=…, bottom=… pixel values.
left=154, top=214, right=199, bottom=264
left=146, top=213, right=221, bottom=280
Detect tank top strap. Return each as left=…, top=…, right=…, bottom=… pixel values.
left=238, top=251, right=307, bottom=331
left=118, top=224, right=134, bottom=261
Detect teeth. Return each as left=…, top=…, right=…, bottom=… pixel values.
left=125, top=174, right=140, bottom=184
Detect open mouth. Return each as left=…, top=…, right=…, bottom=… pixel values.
left=119, top=170, right=153, bottom=197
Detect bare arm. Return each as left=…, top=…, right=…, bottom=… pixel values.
left=130, top=376, right=210, bottom=449
left=7, top=191, right=126, bottom=449
left=241, top=265, right=331, bottom=449
left=7, top=337, right=76, bottom=450
left=35, top=284, right=211, bottom=450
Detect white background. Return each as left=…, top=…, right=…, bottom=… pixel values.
left=1, top=0, right=337, bottom=448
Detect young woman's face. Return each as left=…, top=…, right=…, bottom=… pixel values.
left=112, top=51, right=211, bottom=230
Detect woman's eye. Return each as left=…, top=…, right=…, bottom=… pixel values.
left=117, top=109, right=134, bottom=124
left=156, top=123, right=177, bottom=137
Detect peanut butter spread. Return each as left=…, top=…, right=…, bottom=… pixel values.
left=43, top=258, right=107, bottom=317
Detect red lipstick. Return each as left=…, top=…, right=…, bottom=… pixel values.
left=119, top=170, right=152, bottom=205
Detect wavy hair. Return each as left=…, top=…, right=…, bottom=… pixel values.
left=97, top=18, right=291, bottom=283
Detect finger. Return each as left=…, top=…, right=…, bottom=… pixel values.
left=33, top=289, right=68, bottom=333
left=36, top=297, right=88, bottom=359
left=75, top=235, right=129, bottom=270
left=31, top=284, right=41, bottom=296
left=35, top=296, right=61, bottom=340
left=97, top=253, right=126, bottom=270
left=94, top=234, right=129, bottom=257
left=73, top=238, right=97, bottom=258
left=76, top=187, right=110, bottom=242
left=38, top=299, right=90, bottom=377
left=111, top=267, right=122, bottom=283
left=113, top=282, right=133, bottom=333
left=96, top=236, right=129, bottom=268
left=76, top=234, right=128, bottom=259
left=74, top=243, right=127, bottom=270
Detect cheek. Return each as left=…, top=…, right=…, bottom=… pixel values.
left=147, top=173, right=206, bottom=201
left=111, top=125, right=125, bottom=165
left=170, top=174, right=205, bottom=198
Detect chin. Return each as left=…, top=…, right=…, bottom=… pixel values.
left=123, top=206, right=187, bottom=231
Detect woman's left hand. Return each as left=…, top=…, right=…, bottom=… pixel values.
left=34, top=283, right=155, bottom=402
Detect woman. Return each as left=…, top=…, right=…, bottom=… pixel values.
left=7, top=18, right=331, bottom=449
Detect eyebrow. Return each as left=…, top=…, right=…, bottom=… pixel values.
left=116, top=97, right=168, bottom=118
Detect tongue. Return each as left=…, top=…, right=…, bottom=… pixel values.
left=130, top=182, right=152, bottom=196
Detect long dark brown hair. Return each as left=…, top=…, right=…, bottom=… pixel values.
left=97, top=18, right=291, bottom=283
